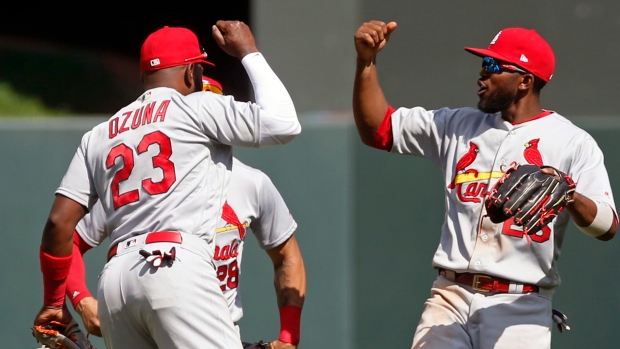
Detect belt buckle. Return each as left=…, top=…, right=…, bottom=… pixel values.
left=472, top=274, right=492, bottom=292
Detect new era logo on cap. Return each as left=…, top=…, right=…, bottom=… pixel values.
left=140, top=26, right=215, bottom=72
left=464, top=27, right=555, bottom=82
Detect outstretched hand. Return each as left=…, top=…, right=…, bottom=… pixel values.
left=354, top=20, right=398, bottom=63
left=212, top=20, right=259, bottom=60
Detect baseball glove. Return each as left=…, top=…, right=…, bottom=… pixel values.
left=242, top=340, right=273, bottom=349
left=485, top=164, right=576, bottom=235
left=32, top=319, right=97, bottom=349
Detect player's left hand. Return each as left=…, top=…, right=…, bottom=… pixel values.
left=76, top=296, right=102, bottom=337
left=269, top=340, right=298, bottom=349
left=485, top=164, right=576, bottom=235
left=242, top=340, right=297, bottom=349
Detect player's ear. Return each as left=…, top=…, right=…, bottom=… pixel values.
left=518, top=73, right=535, bottom=91
left=184, top=64, right=194, bottom=86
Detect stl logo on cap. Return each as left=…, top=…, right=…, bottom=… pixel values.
left=140, top=26, right=215, bottom=72
left=464, top=27, right=555, bottom=82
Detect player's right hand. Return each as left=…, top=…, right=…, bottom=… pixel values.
left=34, top=305, right=73, bottom=326
left=76, top=296, right=102, bottom=337
left=212, top=20, right=259, bottom=60
left=354, top=20, right=398, bottom=63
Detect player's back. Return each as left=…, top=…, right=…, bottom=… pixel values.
left=214, top=158, right=297, bottom=321
left=84, top=87, right=251, bottom=246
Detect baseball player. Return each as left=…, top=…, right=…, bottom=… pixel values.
left=352, top=21, right=618, bottom=349
left=66, top=77, right=305, bottom=349
left=34, top=21, right=301, bottom=349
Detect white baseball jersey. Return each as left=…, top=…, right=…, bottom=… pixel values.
left=57, top=52, right=300, bottom=249
left=75, top=157, right=297, bottom=323
left=388, top=106, right=616, bottom=288
left=57, top=52, right=299, bottom=349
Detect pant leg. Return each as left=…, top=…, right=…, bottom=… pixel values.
left=411, top=276, right=473, bottom=349
left=98, top=235, right=243, bottom=349
left=469, top=291, right=552, bottom=349
left=411, top=275, right=553, bottom=349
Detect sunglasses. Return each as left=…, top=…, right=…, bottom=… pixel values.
left=482, top=56, right=527, bottom=74
left=202, top=83, right=223, bottom=95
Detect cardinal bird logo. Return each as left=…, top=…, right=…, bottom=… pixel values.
left=220, top=201, right=246, bottom=239
left=524, top=138, right=543, bottom=166
left=448, top=141, right=479, bottom=189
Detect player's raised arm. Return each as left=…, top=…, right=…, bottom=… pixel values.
left=352, top=20, right=397, bottom=146
left=213, top=20, right=301, bottom=145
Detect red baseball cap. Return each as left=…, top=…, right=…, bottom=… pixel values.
left=464, top=28, right=555, bottom=82
left=140, top=26, right=215, bottom=72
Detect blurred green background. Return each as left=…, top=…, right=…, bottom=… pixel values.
left=2, top=1, right=619, bottom=349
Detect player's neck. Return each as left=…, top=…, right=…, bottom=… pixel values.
left=501, top=98, right=543, bottom=124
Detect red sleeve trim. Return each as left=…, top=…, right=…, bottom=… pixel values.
left=370, top=106, right=395, bottom=151
left=40, top=248, right=72, bottom=307
left=66, top=231, right=92, bottom=309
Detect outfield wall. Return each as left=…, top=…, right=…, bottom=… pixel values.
left=1, top=114, right=618, bottom=348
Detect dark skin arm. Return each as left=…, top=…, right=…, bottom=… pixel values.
left=567, top=192, right=617, bottom=241
left=265, top=235, right=306, bottom=349
left=541, top=168, right=617, bottom=241
left=212, top=20, right=259, bottom=60
left=141, top=20, right=260, bottom=97
left=34, top=194, right=88, bottom=326
left=76, top=296, right=101, bottom=337
left=352, top=20, right=398, bottom=146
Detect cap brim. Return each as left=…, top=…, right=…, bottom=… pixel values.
left=464, top=47, right=512, bottom=64
left=198, top=59, right=216, bottom=67
left=185, top=56, right=215, bottom=67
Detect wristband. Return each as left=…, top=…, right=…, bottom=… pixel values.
left=579, top=201, right=615, bottom=237
left=278, top=305, right=302, bottom=345
left=40, top=248, right=72, bottom=307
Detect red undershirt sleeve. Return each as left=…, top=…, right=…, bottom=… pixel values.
left=66, top=231, right=94, bottom=309
left=370, top=106, right=395, bottom=151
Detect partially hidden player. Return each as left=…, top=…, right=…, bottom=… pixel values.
left=34, top=20, right=301, bottom=349
left=352, top=21, right=618, bottom=348
left=66, top=77, right=305, bottom=349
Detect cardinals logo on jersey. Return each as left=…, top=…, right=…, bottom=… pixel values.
left=449, top=141, right=504, bottom=203
left=214, top=201, right=249, bottom=262
left=448, top=142, right=479, bottom=189
left=214, top=202, right=249, bottom=291
left=523, top=138, right=544, bottom=166
left=219, top=201, right=248, bottom=239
